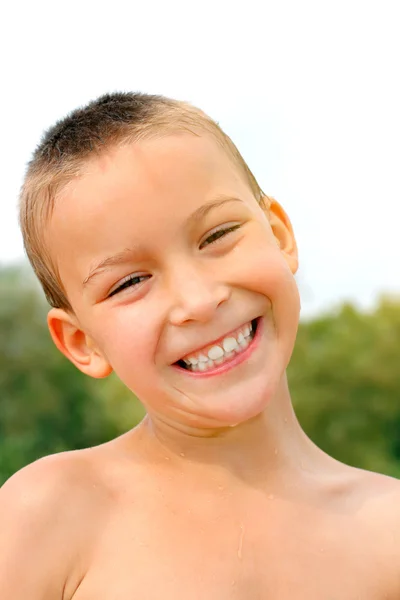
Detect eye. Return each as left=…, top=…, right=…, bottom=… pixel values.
left=200, top=224, right=242, bottom=249
left=108, top=274, right=151, bottom=297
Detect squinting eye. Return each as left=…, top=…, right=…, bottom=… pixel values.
left=108, top=274, right=150, bottom=297
left=200, top=224, right=242, bottom=249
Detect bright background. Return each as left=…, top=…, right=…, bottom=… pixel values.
left=1, top=0, right=399, bottom=316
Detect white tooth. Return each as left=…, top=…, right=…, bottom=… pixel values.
left=188, top=356, right=198, bottom=365
left=239, top=336, right=249, bottom=348
left=243, top=324, right=251, bottom=337
left=215, top=358, right=224, bottom=365
left=225, top=351, right=235, bottom=359
left=198, top=362, right=206, bottom=371
left=222, top=337, right=239, bottom=353
left=206, top=360, right=214, bottom=368
left=237, top=332, right=245, bottom=344
left=208, top=345, right=224, bottom=360
left=198, top=354, right=209, bottom=362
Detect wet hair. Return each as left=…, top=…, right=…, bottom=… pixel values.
left=19, top=92, right=265, bottom=310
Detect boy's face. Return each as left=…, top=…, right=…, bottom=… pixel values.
left=48, top=134, right=300, bottom=430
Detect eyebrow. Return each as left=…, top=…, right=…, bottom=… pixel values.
left=82, top=248, right=143, bottom=288
left=185, top=196, right=244, bottom=226
left=82, top=196, right=244, bottom=288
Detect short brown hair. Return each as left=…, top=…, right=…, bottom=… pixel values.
left=19, top=92, right=265, bottom=311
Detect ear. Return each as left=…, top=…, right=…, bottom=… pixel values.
left=263, top=196, right=299, bottom=275
left=47, top=309, right=113, bottom=379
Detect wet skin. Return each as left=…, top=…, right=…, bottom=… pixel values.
left=1, top=133, right=400, bottom=599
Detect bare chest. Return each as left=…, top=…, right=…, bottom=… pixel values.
left=71, top=495, right=394, bottom=600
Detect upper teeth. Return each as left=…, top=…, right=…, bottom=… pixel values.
left=183, top=322, right=253, bottom=366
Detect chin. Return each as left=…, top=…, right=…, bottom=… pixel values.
left=182, top=367, right=283, bottom=429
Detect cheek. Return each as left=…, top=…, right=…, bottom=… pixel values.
left=239, top=239, right=293, bottom=295
left=267, top=256, right=301, bottom=353
left=94, top=309, right=159, bottom=384
left=246, top=245, right=300, bottom=340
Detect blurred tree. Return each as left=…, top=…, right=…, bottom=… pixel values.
left=289, top=298, right=400, bottom=477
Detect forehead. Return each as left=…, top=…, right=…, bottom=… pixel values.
left=48, top=134, right=254, bottom=290
left=55, top=133, right=250, bottom=219
left=85, top=133, right=246, bottom=199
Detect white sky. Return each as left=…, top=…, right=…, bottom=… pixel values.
left=1, top=0, right=399, bottom=316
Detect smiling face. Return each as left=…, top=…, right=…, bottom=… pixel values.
left=47, top=134, right=300, bottom=431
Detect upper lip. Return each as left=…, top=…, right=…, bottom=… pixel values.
left=173, top=318, right=257, bottom=364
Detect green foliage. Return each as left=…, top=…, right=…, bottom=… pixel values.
left=0, top=263, right=399, bottom=486
left=288, top=299, right=400, bottom=477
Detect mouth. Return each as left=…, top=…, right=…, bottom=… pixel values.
left=174, top=317, right=261, bottom=376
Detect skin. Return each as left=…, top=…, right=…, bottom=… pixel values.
left=1, top=133, right=400, bottom=599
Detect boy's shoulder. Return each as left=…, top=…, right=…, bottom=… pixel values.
left=0, top=445, right=110, bottom=512
left=0, top=447, right=113, bottom=599
left=0, top=444, right=119, bottom=535
left=339, top=466, right=400, bottom=575
left=350, top=466, right=400, bottom=514
left=332, top=463, right=400, bottom=526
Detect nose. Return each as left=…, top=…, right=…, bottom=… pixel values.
left=167, top=262, right=230, bottom=326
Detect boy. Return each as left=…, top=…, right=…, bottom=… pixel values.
left=0, top=92, right=399, bottom=599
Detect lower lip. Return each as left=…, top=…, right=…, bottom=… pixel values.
left=174, top=318, right=263, bottom=378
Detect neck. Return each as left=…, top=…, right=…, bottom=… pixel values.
left=135, top=374, right=328, bottom=488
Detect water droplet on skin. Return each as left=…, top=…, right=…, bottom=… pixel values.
left=268, top=494, right=275, bottom=500
left=284, top=418, right=288, bottom=423
left=237, top=524, right=245, bottom=559
left=274, top=448, right=278, bottom=455
left=218, top=486, right=224, bottom=491
left=180, top=453, right=185, bottom=457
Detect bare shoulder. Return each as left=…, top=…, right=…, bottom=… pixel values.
left=345, top=467, right=400, bottom=587
left=352, top=468, right=400, bottom=520
left=316, top=463, right=400, bottom=595
left=1, top=446, right=114, bottom=517
left=0, top=448, right=113, bottom=600
left=1, top=446, right=114, bottom=514
left=330, top=464, right=400, bottom=529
